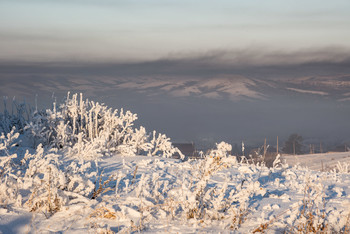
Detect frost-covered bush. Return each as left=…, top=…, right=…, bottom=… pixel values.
left=21, top=145, right=67, bottom=214
left=0, top=171, right=21, bottom=208
left=136, top=142, right=266, bottom=230
left=6, top=135, right=97, bottom=214
left=23, top=92, right=182, bottom=159
left=0, top=92, right=185, bottom=217
left=0, top=127, right=21, bottom=207
left=2, top=122, right=350, bottom=234
left=328, top=201, right=350, bottom=233
left=0, top=97, right=28, bottom=134
left=211, top=141, right=232, bottom=157
left=198, top=141, right=235, bottom=179
left=20, top=144, right=96, bottom=215
left=286, top=177, right=328, bottom=233
left=0, top=153, right=20, bottom=208
left=148, top=130, right=183, bottom=158
left=0, top=127, right=20, bottom=157
left=334, top=161, right=350, bottom=174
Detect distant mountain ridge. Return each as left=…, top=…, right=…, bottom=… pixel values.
left=1, top=75, right=349, bottom=102
left=110, top=75, right=350, bottom=102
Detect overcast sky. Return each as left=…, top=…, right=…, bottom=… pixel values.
left=1, top=0, right=350, bottom=63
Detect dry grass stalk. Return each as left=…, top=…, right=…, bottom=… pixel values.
left=130, top=219, right=144, bottom=232
left=202, top=155, right=229, bottom=178
left=98, top=229, right=114, bottom=234
left=26, top=186, right=38, bottom=211
left=89, top=207, right=116, bottom=220
left=117, top=219, right=144, bottom=233
left=230, top=208, right=250, bottom=230
left=26, top=169, right=62, bottom=216
left=131, top=165, right=138, bottom=185
left=253, top=214, right=283, bottom=234
left=252, top=202, right=302, bottom=233
left=91, top=170, right=116, bottom=199
left=287, top=183, right=328, bottom=233
left=343, top=212, right=350, bottom=234
left=89, top=221, right=115, bottom=234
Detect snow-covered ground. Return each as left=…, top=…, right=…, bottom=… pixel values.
left=281, top=152, right=350, bottom=171
left=1, top=93, right=350, bottom=233
left=1, top=153, right=350, bottom=233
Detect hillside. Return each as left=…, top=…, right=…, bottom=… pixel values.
left=281, top=151, right=350, bottom=172
left=1, top=93, right=350, bottom=233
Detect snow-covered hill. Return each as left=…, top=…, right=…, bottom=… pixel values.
left=1, top=74, right=350, bottom=103
left=1, top=151, right=350, bottom=233
left=1, top=94, right=350, bottom=233
left=114, top=75, right=265, bottom=101
left=281, top=151, right=350, bottom=172
left=93, top=75, right=350, bottom=101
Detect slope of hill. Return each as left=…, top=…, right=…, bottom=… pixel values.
left=1, top=151, right=350, bottom=233
left=281, top=151, right=350, bottom=172
left=1, top=74, right=350, bottom=103
left=1, top=94, right=350, bottom=233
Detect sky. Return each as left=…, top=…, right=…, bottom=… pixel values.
left=1, top=0, right=350, bottom=150
left=1, top=0, right=350, bottom=63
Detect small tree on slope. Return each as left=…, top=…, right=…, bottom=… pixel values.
left=283, top=133, right=303, bottom=155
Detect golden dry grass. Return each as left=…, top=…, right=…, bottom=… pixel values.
left=88, top=207, right=117, bottom=220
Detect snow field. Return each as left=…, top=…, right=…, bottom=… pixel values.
left=281, top=152, right=350, bottom=172
left=1, top=93, right=350, bottom=233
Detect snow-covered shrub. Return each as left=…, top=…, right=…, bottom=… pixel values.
left=129, top=127, right=153, bottom=153
left=91, top=170, right=118, bottom=199
left=0, top=127, right=20, bottom=157
left=23, top=92, right=181, bottom=159
left=24, top=110, right=54, bottom=147
left=63, top=160, right=96, bottom=197
left=0, top=152, right=21, bottom=208
left=286, top=177, right=328, bottom=233
left=148, top=130, right=183, bottom=159
left=22, top=144, right=95, bottom=215
left=0, top=97, right=27, bottom=134
left=198, top=142, right=235, bottom=178
left=227, top=179, right=266, bottom=230
left=272, top=154, right=281, bottom=168
left=334, top=161, right=350, bottom=174
left=0, top=127, right=21, bottom=208
left=283, top=175, right=350, bottom=233
left=0, top=171, right=21, bottom=208
left=23, top=145, right=68, bottom=214
left=327, top=201, right=350, bottom=233
left=211, top=141, right=232, bottom=158
left=113, top=126, right=152, bottom=157
left=151, top=142, right=263, bottom=229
